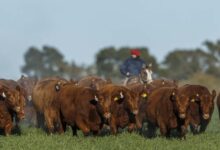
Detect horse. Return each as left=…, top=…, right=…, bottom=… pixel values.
left=124, top=64, right=178, bottom=89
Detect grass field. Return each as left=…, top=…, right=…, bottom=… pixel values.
left=0, top=107, right=220, bottom=150
left=1, top=75, right=220, bottom=150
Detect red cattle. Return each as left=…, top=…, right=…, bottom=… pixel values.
left=17, top=75, right=38, bottom=126
left=99, top=84, right=140, bottom=134
left=32, top=77, right=68, bottom=133
left=0, top=101, right=13, bottom=136
left=217, top=93, right=220, bottom=120
left=126, top=83, right=151, bottom=130
left=179, top=84, right=216, bottom=133
left=0, top=79, right=25, bottom=121
left=145, top=87, right=189, bottom=138
left=54, top=84, right=103, bottom=136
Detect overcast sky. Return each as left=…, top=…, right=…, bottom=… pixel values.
left=0, top=0, right=220, bottom=79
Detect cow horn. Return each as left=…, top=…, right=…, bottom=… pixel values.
left=2, top=92, right=6, bottom=98
left=120, top=92, right=124, bottom=99
left=94, top=95, right=98, bottom=101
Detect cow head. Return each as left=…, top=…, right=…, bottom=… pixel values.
left=0, top=85, right=25, bottom=119
left=17, top=75, right=37, bottom=104
left=199, top=90, right=216, bottom=120
left=171, top=88, right=190, bottom=119
left=120, top=89, right=139, bottom=115
left=98, top=91, right=111, bottom=119
left=139, top=85, right=151, bottom=102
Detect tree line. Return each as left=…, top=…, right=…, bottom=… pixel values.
left=21, top=40, right=220, bottom=81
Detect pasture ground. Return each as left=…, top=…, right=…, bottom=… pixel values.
left=0, top=108, right=220, bottom=150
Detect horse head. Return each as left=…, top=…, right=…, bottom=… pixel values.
left=140, top=63, right=153, bottom=84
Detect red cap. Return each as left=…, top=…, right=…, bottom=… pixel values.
left=130, top=49, right=141, bottom=56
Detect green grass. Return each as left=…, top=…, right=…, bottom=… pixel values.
left=1, top=108, right=220, bottom=150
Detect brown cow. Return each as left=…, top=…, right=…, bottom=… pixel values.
left=145, top=87, right=189, bottom=138
left=217, top=93, right=220, bottom=120
left=126, top=83, right=151, bottom=130
left=17, top=75, right=38, bottom=126
left=179, top=84, right=216, bottom=133
left=99, top=84, right=139, bottom=134
left=0, top=101, right=13, bottom=136
left=32, top=77, right=68, bottom=133
left=78, top=76, right=111, bottom=90
left=54, top=84, right=103, bottom=136
left=0, top=79, right=25, bottom=121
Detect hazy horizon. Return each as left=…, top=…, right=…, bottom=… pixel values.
left=0, top=0, right=220, bottom=79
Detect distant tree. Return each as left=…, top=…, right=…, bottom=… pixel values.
left=203, top=40, right=220, bottom=76
left=95, top=47, right=158, bottom=80
left=21, top=46, right=84, bottom=79
left=161, top=48, right=216, bottom=79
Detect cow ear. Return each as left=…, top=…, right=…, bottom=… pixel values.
left=2, top=91, right=7, bottom=99
left=90, top=96, right=98, bottom=105
left=55, top=84, right=60, bottom=91
left=212, top=90, right=216, bottom=100
left=171, top=88, right=178, bottom=101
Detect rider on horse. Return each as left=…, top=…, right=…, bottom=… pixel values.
left=120, top=49, right=151, bottom=85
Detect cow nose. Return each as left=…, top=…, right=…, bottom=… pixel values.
left=15, top=106, right=21, bottom=112
left=20, top=115, right=25, bottom=120
left=104, top=112, right=111, bottom=119
left=133, top=110, right=138, bottom=115
left=203, top=114, right=209, bottom=120
left=179, top=113, right=186, bottom=119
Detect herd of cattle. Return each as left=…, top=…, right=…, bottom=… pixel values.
left=0, top=73, right=220, bottom=139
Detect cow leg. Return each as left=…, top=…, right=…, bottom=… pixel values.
left=159, top=123, right=168, bottom=137
left=61, top=120, right=67, bottom=132
left=44, top=109, right=54, bottom=135
left=71, top=125, right=77, bottom=136
left=75, top=117, right=90, bottom=136
left=146, top=122, right=156, bottom=138
left=109, top=117, right=117, bottom=135
left=14, top=115, right=21, bottom=135
left=189, top=124, right=199, bottom=134
left=4, top=123, right=13, bottom=136
left=54, top=116, right=64, bottom=134
left=36, top=112, right=44, bottom=129
left=199, top=120, right=209, bottom=133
